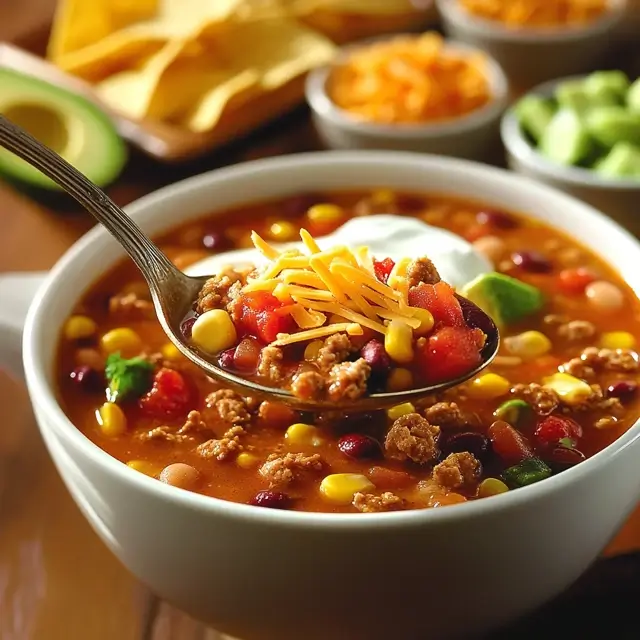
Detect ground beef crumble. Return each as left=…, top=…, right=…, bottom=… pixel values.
left=257, top=346, right=284, bottom=382
left=259, top=452, right=325, bottom=489
left=205, top=389, right=251, bottom=424
left=557, top=320, right=597, bottom=341
left=385, top=413, right=441, bottom=464
left=316, top=334, right=353, bottom=372
left=560, top=347, right=640, bottom=378
left=108, top=292, right=155, bottom=321
left=353, top=492, right=404, bottom=513
left=291, top=370, right=325, bottom=400
left=137, top=410, right=210, bottom=443
left=432, top=452, right=481, bottom=490
left=424, top=402, right=466, bottom=429
left=406, top=257, right=441, bottom=287
left=196, top=267, right=245, bottom=313
left=511, top=383, right=559, bottom=415
left=327, top=359, right=371, bottom=402
left=197, top=425, right=245, bottom=461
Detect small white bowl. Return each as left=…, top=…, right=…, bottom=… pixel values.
left=501, top=75, right=640, bottom=235
left=436, top=0, right=628, bottom=90
left=305, top=36, right=509, bottom=161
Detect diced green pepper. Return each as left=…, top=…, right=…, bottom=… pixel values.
left=105, top=352, right=154, bottom=403
left=502, top=457, right=552, bottom=489
left=493, top=398, right=531, bottom=426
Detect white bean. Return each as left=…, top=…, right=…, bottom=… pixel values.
left=585, top=280, right=624, bottom=313
left=159, top=463, right=199, bottom=490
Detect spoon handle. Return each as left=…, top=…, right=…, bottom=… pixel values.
left=0, top=114, right=180, bottom=287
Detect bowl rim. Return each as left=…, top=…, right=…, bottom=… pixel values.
left=435, top=0, right=628, bottom=43
left=23, top=150, right=640, bottom=530
left=501, top=74, right=640, bottom=191
left=305, top=34, right=510, bottom=139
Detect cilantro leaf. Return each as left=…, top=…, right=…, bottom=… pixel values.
left=558, top=437, right=575, bottom=449
left=105, top=353, right=154, bottom=403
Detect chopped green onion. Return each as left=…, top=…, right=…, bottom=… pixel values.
left=493, top=398, right=531, bottom=426
left=502, top=457, right=552, bottom=489
left=558, top=437, right=575, bottom=449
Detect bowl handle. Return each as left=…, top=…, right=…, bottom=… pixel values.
left=0, top=272, right=46, bottom=381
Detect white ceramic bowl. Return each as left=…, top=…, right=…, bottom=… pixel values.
left=501, top=75, right=640, bottom=236
left=2, top=151, right=640, bottom=640
left=436, top=0, right=628, bottom=90
left=305, top=37, right=509, bottom=161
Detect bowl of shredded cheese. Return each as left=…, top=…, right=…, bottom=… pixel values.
left=436, top=0, right=628, bottom=90
left=305, top=31, right=509, bottom=161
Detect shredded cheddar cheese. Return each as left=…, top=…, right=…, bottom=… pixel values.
left=243, top=229, right=422, bottom=346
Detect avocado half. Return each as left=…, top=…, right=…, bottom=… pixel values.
left=0, top=68, right=127, bottom=191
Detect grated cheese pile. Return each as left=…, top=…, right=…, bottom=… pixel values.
left=244, top=229, right=423, bottom=347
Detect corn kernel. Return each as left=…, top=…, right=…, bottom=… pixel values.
left=161, top=342, right=182, bottom=360
left=236, top=453, right=260, bottom=469
left=96, top=402, right=127, bottom=437
left=100, top=328, right=142, bottom=356
left=319, top=473, right=375, bottom=504
left=64, top=315, right=97, bottom=341
left=600, top=331, right=636, bottom=350
left=385, top=320, right=414, bottom=364
left=478, top=478, right=509, bottom=498
left=304, top=339, right=324, bottom=361
left=410, top=307, right=435, bottom=336
left=285, top=423, right=323, bottom=446
left=387, top=402, right=415, bottom=421
left=191, top=309, right=237, bottom=354
left=503, top=331, right=552, bottom=360
left=268, top=220, right=296, bottom=241
left=307, top=203, right=344, bottom=224
left=543, top=372, right=593, bottom=406
left=371, top=189, right=395, bottom=205
left=127, top=460, right=161, bottom=476
left=386, top=367, right=413, bottom=392
left=467, top=373, right=510, bottom=399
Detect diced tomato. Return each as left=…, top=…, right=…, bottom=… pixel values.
left=236, top=291, right=296, bottom=343
left=488, top=420, right=534, bottom=465
left=415, top=326, right=484, bottom=384
left=139, top=368, right=191, bottom=419
left=557, top=268, right=596, bottom=295
left=373, top=257, right=395, bottom=284
left=368, top=466, right=414, bottom=489
left=408, top=281, right=465, bottom=328
left=534, top=415, right=583, bottom=447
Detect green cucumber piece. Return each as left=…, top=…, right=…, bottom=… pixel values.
left=627, top=77, right=640, bottom=114
left=594, top=142, right=640, bottom=178
left=585, top=106, right=640, bottom=148
left=515, top=95, right=556, bottom=143
left=539, top=108, right=592, bottom=166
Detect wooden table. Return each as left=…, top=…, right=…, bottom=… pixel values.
left=2, top=4, right=640, bottom=639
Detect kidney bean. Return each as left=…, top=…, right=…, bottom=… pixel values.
left=202, top=232, right=227, bottom=251
left=234, top=337, right=262, bottom=371
left=69, top=365, right=103, bottom=392
left=547, top=446, right=586, bottom=472
left=250, top=490, right=292, bottom=509
left=338, top=434, right=381, bottom=460
left=181, top=317, right=196, bottom=339
left=283, top=193, right=323, bottom=217
left=457, top=295, right=497, bottom=336
left=511, top=251, right=553, bottom=273
left=476, top=209, right=517, bottom=229
left=360, top=339, right=392, bottom=374
left=441, top=431, right=491, bottom=462
left=159, top=463, right=199, bottom=490
left=488, top=420, right=533, bottom=465
left=607, top=380, right=638, bottom=401
left=218, top=348, right=235, bottom=370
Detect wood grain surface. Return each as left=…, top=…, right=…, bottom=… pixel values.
left=1, top=2, right=640, bottom=639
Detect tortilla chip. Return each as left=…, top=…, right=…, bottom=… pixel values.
left=47, top=0, right=159, bottom=62
left=284, top=0, right=421, bottom=15
left=53, top=0, right=246, bottom=81
left=182, top=18, right=336, bottom=132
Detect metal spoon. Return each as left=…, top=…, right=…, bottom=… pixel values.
left=0, top=114, right=499, bottom=411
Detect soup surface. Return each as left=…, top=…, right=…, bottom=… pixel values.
left=57, top=190, right=640, bottom=513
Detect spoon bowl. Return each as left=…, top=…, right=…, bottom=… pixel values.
left=0, top=114, right=499, bottom=410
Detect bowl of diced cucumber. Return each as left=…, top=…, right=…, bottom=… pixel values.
left=502, top=71, right=640, bottom=233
